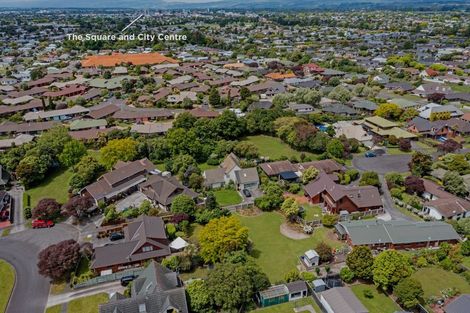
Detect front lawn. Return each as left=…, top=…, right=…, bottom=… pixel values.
left=301, top=204, right=322, bottom=221
left=350, top=284, right=400, bottom=313
left=0, top=260, right=15, bottom=313
left=243, top=135, right=315, bottom=160
left=250, top=297, right=320, bottom=313
left=46, top=305, right=62, bottom=313
left=179, top=267, right=210, bottom=281
left=411, top=267, right=470, bottom=299
left=67, top=293, right=109, bottom=313
left=237, top=212, right=343, bottom=282
left=214, top=189, right=243, bottom=206
left=25, top=167, right=73, bottom=207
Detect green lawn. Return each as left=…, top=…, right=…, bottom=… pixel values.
left=198, top=162, right=218, bottom=171
left=25, top=167, right=73, bottom=207
left=0, top=260, right=15, bottom=313
left=237, top=212, right=343, bottom=282
left=46, top=305, right=62, bottom=313
left=250, top=297, right=320, bottom=313
left=179, top=267, right=210, bottom=281
left=449, top=83, right=470, bottom=93
left=301, top=204, right=322, bottom=221
left=243, top=135, right=315, bottom=160
left=412, top=267, right=470, bottom=299
left=351, top=284, right=400, bottom=313
left=462, top=256, right=470, bottom=269
left=67, top=293, right=109, bottom=313
left=214, top=189, right=243, bottom=206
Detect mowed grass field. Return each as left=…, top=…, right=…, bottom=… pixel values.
left=0, top=260, right=15, bottom=313
left=67, top=293, right=109, bottom=313
left=351, top=284, right=400, bottom=313
left=243, top=135, right=315, bottom=160
left=237, top=212, right=343, bottom=282
left=411, top=267, right=470, bottom=298
left=214, top=189, right=243, bottom=206
left=25, top=167, right=73, bottom=207
left=249, top=297, right=321, bottom=313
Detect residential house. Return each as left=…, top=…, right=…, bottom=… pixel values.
left=407, top=116, right=470, bottom=139
left=417, top=103, right=463, bottom=120
left=82, top=159, right=156, bottom=204
left=112, top=108, right=173, bottom=123
left=444, top=294, right=470, bottom=313
left=333, top=121, right=373, bottom=147
left=320, top=287, right=368, bottom=313
left=99, top=261, right=188, bottom=313
left=304, top=172, right=383, bottom=214
left=23, top=105, right=90, bottom=122
left=336, top=220, right=460, bottom=250
left=203, top=153, right=259, bottom=190
left=139, top=174, right=198, bottom=211
left=91, top=216, right=171, bottom=274
left=421, top=179, right=470, bottom=220
left=287, top=103, right=314, bottom=114
left=259, top=160, right=300, bottom=182
left=363, top=116, right=417, bottom=139
left=350, top=99, right=377, bottom=114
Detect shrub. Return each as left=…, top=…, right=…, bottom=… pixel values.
left=363, top=289, right=374, bottom=299
left=300, top=271, right=316, bottom=282
left=24, top=207, right=32, bottom=219
left=166, top=223, right=177, bottom=239
left=322, top=214, right=339, bottom=227
left=390, top=188, right=403, bottom=200
left=339, top=267, right=355, bottom=283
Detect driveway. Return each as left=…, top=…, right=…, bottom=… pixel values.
left=378, top=175, right=414, bottom=221
left=9, top=185, right=25, bottom=233
left=352, top=154, right=412, bottom=174
left=0, top=224, right=78, bottom=313
left=47, top=281, right=123, bottom=307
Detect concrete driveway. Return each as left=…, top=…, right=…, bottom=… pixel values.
left=0, top=224, right=78, bottom=313
left=352, top=154, right=412, bottom=174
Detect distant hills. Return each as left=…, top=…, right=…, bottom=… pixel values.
left=0, top=0, right=468, bottom=10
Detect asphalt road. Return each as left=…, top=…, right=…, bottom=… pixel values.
left=0, top=224, right=78, bottom=313
left=352, top=154, right=412, bottom=174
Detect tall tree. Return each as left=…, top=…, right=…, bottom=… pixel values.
left=393, top=277, right=424, bottom=310
left=37, top=239, right=80, bottom=281
left=408, top=152, right=432, bottom=177
left=373, top=250, right=413, bottom=290
left=32, top=198, right=61, bottom=221
left=100, top=138, right=138, bottom=169
left=346, top=246, right=374, bottom=280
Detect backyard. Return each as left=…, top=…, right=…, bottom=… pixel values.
left=214, top=188, right=243, bottom=206
left=411, top=267, right=470, bottom=299
left=350, top=284, right=400, bottom=313
left=243, top=135, right=315, bottom=160
left=67, top=293, right=109, bottom=313
left=0, top=260, right=15, bottom=313
left=250, top=297, right=321, bottom=313
left=24, top=167, right=73, bottom=207
left=237, top=211, right=343, bottom=282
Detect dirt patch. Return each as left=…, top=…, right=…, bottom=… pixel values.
left=283, top=193, right=309, bottom=204
left=280, top=222, right=310, bottom=240
left=236, top=207, right=262, bottom=217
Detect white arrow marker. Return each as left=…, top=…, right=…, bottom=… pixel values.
left=121, top=14, right=144, bottom=33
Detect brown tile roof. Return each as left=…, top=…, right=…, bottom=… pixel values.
left=0, top=99, right=43, bottom=116
left=189, top=107, right=219, bottom=118
left=259, top=160, right=298, bottom=176
left=0, top=121, right=58, bottom=134
left=43, top=85, right=87, bottom=98
left=112, top=108, right=173, bottom=120
left=81, top=53, right=178, bottom=68
left=91, top=216, right=170, bottom=270
left=139, top=175, right=198, bottom=207
left=297, top=160, right=343, bottom=174
left=88, top=104, right=120, bottom=119
left=69, top=127, right=117, bottom=140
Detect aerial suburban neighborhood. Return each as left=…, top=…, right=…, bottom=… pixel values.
left=0, top=1, right=470, bottom=313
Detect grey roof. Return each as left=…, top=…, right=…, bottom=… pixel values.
left=285, top=280, right=308, bottom=294
left=321, top=287, right=368, bottom=313
left=99, top=261, right=188, bottom=313
left=322, top=103, right=357, bottom=115
left=338, top=220, right=460, bottom=246
left=204, top=168, right=226, bottom=186
left=444, top=294, right=470, bottom=313
left=351, top=100, right=377, bottom=111
left=139, top=175, right=198, bottom=207
left=235, top=167, right=259, bottom=184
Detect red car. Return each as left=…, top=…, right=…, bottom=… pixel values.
left=0, top=210, right=9, bottom=221
left=32, top=219, right=54, bottom=229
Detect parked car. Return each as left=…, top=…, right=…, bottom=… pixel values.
left=32, top=219, right=54, bottom=229
left=242, top=189, right=252, bottom=197
left=365, top=151, right=377, bottom=158
left=0, top=209, right=9, bottom=221
left=109, top=232, right=124, bottom=241
left=120, top=275, right=137, bottom=286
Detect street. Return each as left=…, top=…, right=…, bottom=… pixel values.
left=0, top=224, right=78, bottom=313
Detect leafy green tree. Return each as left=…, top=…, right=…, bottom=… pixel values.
left=328, top=85, right=352, bottom=103
left=16, top=154, right=50, bottom=187
left=385, top=172, right=404, bottom=189
left=375, top=103, right=403, bottom=120
left=100, top=138, right=138, bottom=169
left=460, top=240, right=470, bottom=256
left=233, top=142, right=259, bottom=159
left=171, top=194, right=196, bottom=216
left=284, top=269, right=301, bottom=282
left=393, top=277, right=424, bottom=310
left=340, top=267, right=355, bottom=283
left=198, top=216, right=249, bottom=263
left=214, top=110, right=246, bottom=140
left=443, top=171, right=469, bottom=197
left=316, top=242, right=334, bottom=263
left=346, top=246, right=374, bottom=280
left=59, top=140, right=87, bottom=167
left=409, top=152, right=432, bottom=177
left=373, top=250, right=413, bottom=290
left=173, top=112, right=197, bottom=129
left=187, top=280, right=214, bottom=313
left=281, top=198, right=300, bottom=221
left=302, top=167, right=319, bottom=184
left=321, top=214, right=339, bottom=227
left=359, top=171, right=380, bottom=188
left=255, top=181, right=284, bottom=211
left=209, top=87, right=221, bottom=107
left=326, top=139, right=344, bottom=159
left=69, top=156, right=105, bottom=192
